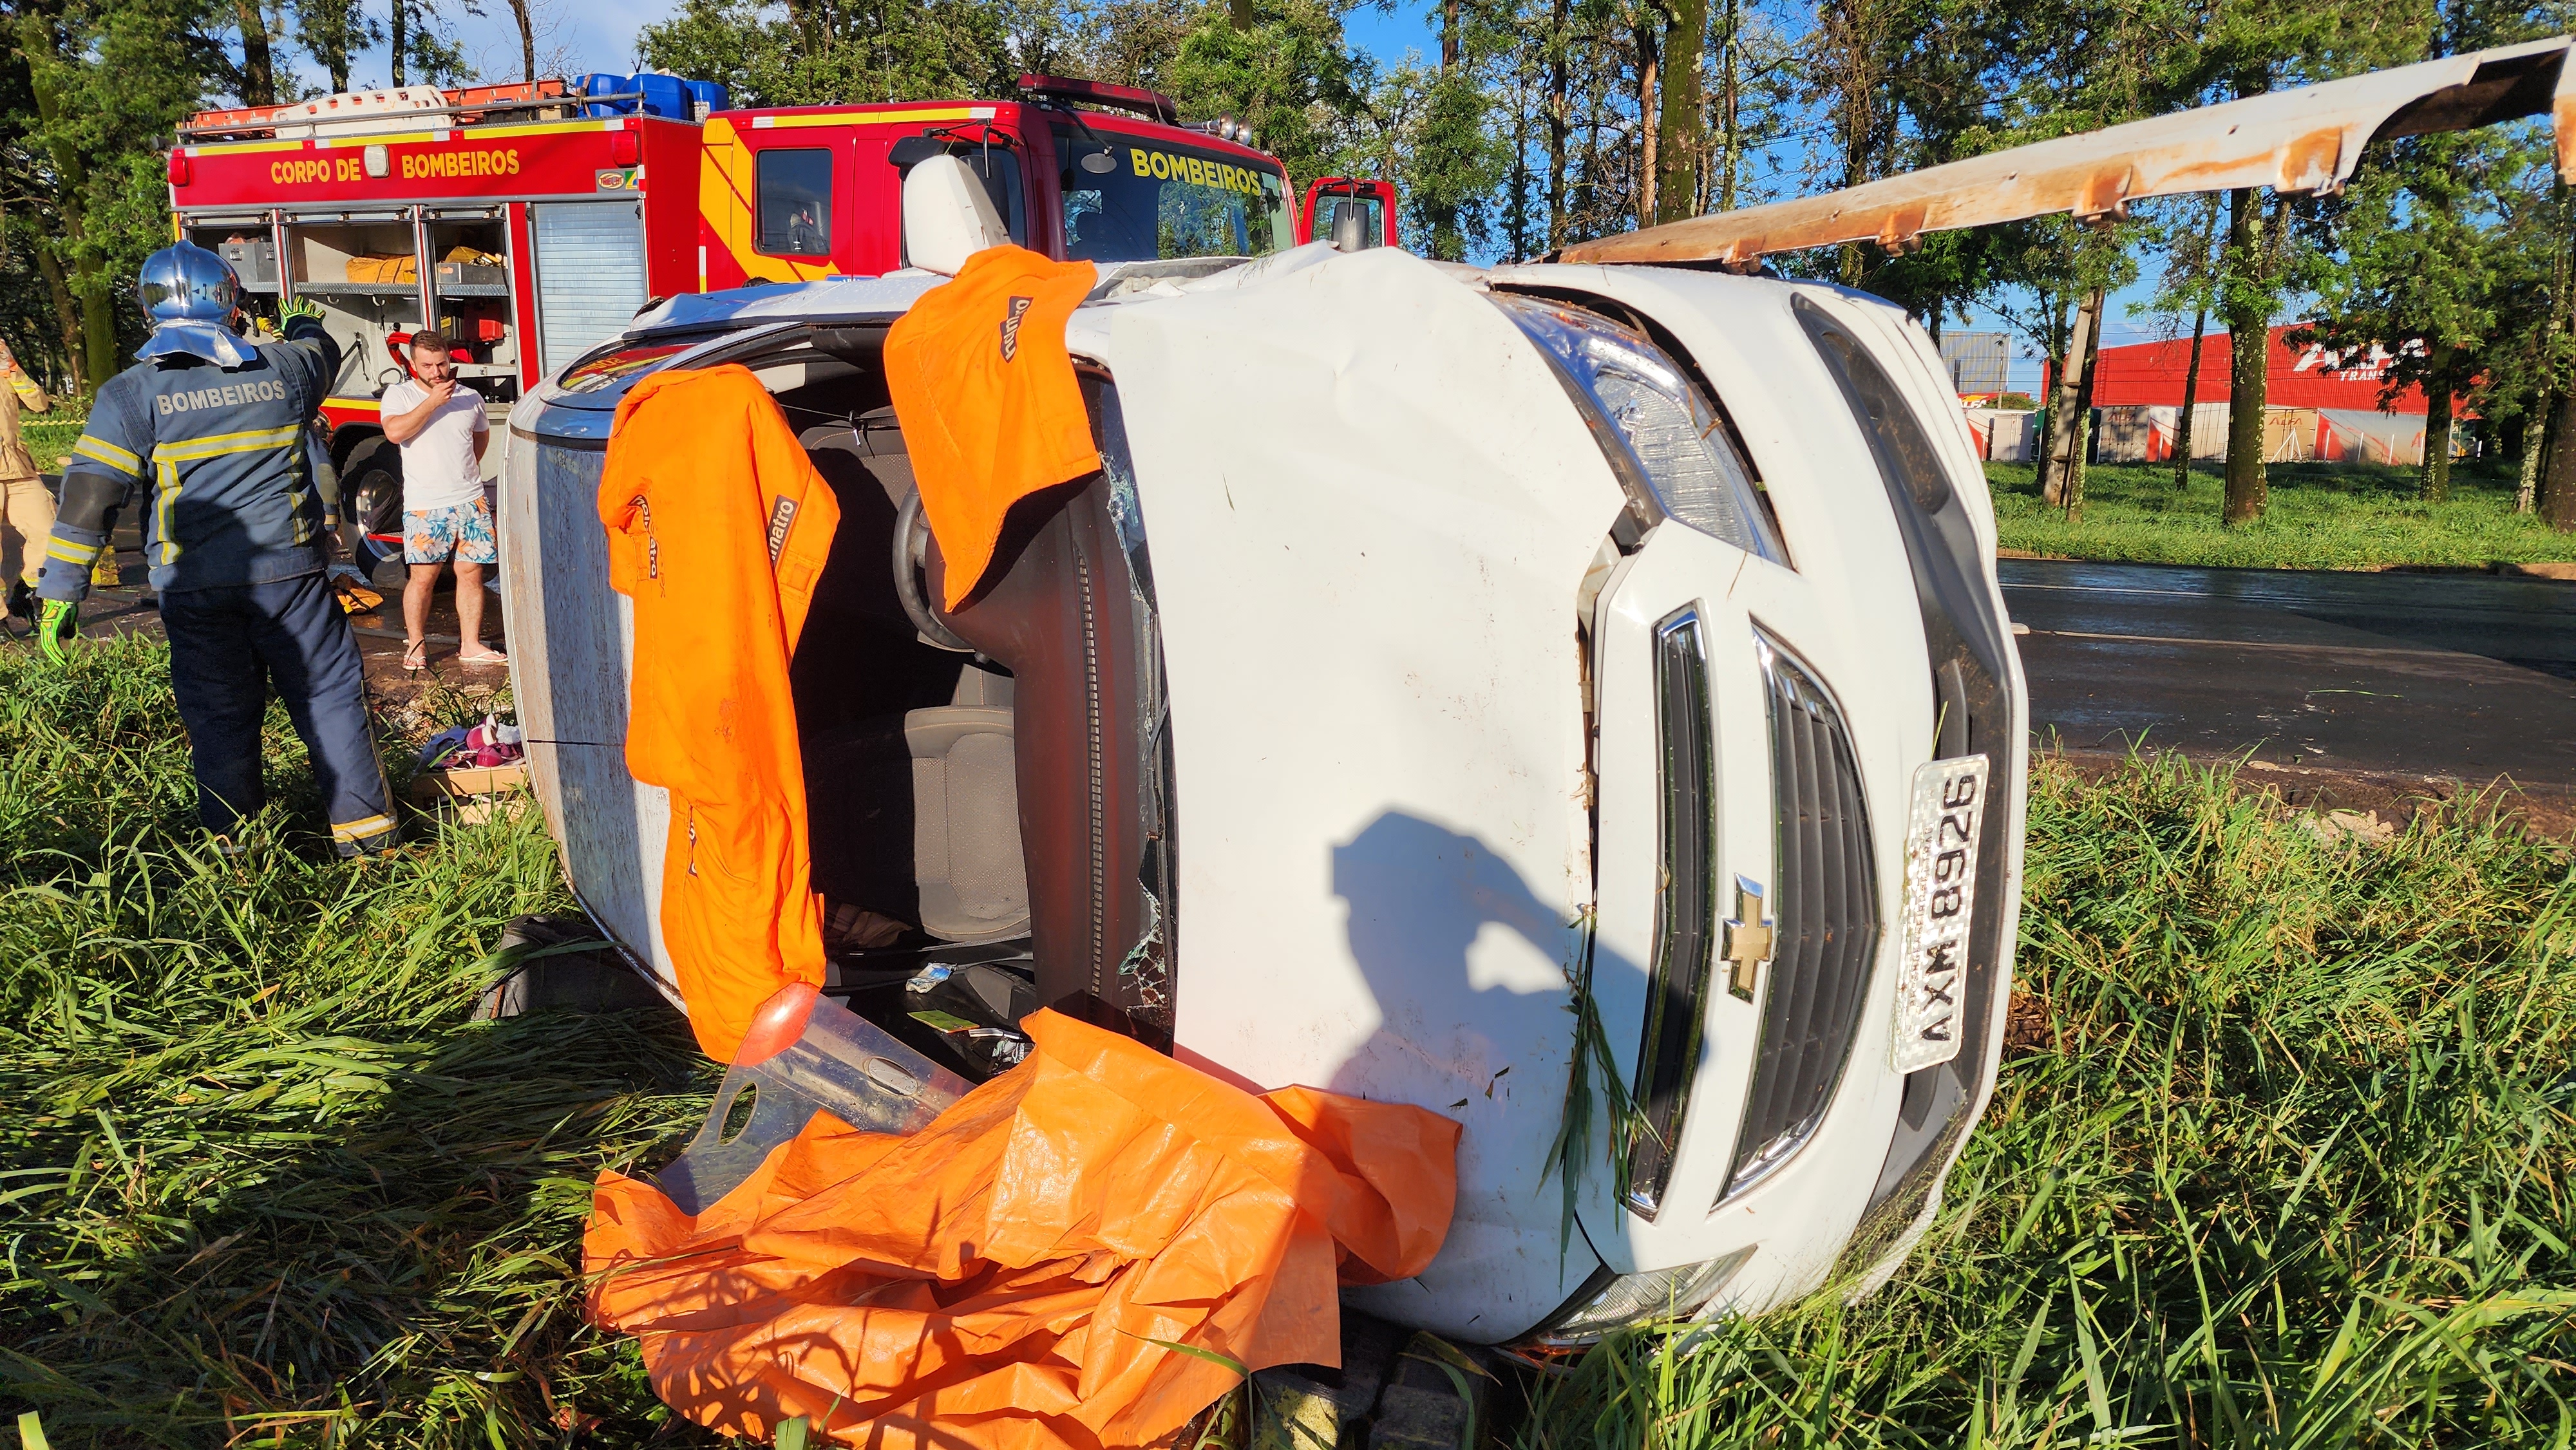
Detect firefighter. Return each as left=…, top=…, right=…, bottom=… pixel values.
left=37, top=241, right=398, bottom=857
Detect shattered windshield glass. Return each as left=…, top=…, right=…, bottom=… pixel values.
left=1056, top=128, right=1293, bottom=263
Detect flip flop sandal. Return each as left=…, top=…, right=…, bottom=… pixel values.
left=457, top=646, right=509, bottom=666
left=402, top=640, right=428, bottom=673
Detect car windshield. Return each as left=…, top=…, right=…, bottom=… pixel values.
left=1056, top=128, right=1293, bottom=263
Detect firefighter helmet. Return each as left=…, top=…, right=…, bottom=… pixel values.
left=138, top=241, right=242, bottom=327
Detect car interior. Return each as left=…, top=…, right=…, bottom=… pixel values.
left=680, top=324, right=1177, bottom=1083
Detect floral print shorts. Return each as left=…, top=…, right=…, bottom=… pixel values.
left=404, top=496, right=498, bottom=565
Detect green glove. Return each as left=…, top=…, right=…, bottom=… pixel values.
left=38, top=599, right=77, bottom=665
left=279, top=296, right=326, bottom=328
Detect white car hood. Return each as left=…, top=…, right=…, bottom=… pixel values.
left=1070, top=245, right=1629, bottom=1335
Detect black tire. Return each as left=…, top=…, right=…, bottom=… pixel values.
left=338, top=434, right=406, bottom=588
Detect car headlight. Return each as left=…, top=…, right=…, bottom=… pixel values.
left=1527, top=1245, right=1757, bottom=1348
left=1490, top=293, right=1786, bottom=565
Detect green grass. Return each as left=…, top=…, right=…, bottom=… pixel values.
left=0, top=634, right=716, bottom=1447
left=1519, top=756, right=2576, bottom=1447
left=21, top=414, right=85, bottom=476
left=6, top=638, right=2575, bottom=1447
left=1989, top=459, right=2576, bottom=571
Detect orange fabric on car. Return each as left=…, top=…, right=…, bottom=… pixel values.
left=884, top=244, right=1102, bottom=609
left=584, top=1008, right=1462, bottom=1450
left=598, top=364, right=840, bottom=1062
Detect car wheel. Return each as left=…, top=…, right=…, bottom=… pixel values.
left=339, top=437, right=407, bottom=589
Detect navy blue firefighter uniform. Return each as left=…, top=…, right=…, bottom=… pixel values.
left=41, top=314, right=399, bottom=854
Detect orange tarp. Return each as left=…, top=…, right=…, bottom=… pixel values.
left=885, top=245, right=1101, bottom=609
left=599, top=364, right=840, bottom=1062
left=585, top=1008, right=1461, bottom=1450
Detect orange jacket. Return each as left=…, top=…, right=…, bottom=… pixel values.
left=885, top=245, right=1100, bottom=608
left=600, top=365, right=840, bottom=1061
left=585, top=1008, right=1461, bottom=1450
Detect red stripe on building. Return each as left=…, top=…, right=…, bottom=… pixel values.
left=2083, top=325, right=2434, bottom=413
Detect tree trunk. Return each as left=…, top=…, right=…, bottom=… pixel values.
left=1635, top=21, right=1659, bottom=229
left=2541, top=390, right=2576, bottom=531
left=234, top=0, right=276, bottom=105
left=2171, top=194, right=2220, bottom=489
left=2173, top=306, right=2208, bottom=487
left=390, top=0, right=407, bottom=84
left=30, top=231, right=88, bottom=395
left=19, top=15, right=120, bottom=388
left=1716, top=0, right=1738, bottom=210
left=2419, top=362, right=2453, bottom=504
left=1441, top=0, right=1461, bottom=69
left=2221, top=185, right=2269, bottom=525
left=2517, top=401, right=2546, bottom=513
left=1508, top=68, right=1530, bottom=261
left=507, top=0, right=536, bottom=80
left=2043, top=287, right=2102, bottom=509
left=1654, top=0, right=1704, bottom=225
left=1543, top=0, right=1569, bottom=250
left=2034, top=290, right=2070, bottom=504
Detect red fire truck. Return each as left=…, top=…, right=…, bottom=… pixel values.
left=166, top=73, right=1396, bottom=570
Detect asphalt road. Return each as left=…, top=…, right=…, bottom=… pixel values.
left=2003, top=559, right=2576, bottom=789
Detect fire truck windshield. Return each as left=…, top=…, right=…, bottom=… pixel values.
left=1056, top=129, right=1293, bottom=263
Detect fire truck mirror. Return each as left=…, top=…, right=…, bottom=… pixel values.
left=1330, top=200, right=1373, bottom=252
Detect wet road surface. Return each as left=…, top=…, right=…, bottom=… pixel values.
left=2002, top=559, right=2576, bottom=788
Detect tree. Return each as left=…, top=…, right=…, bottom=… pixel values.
left=7, top=0, right=221, bottom=390
left=638, top=0, right=1019, bottom=107
left=294, top=0, right=379, bottom=92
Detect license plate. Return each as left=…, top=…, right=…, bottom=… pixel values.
left=1891, top=755, right=1989, bottom=1073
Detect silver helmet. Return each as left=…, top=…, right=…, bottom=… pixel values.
left=138, top=241, right=242, bottom=328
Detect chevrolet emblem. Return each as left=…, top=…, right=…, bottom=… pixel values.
left=1723, top=876, right=1774, bottom=1001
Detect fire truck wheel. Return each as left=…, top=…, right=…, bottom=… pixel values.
left=339, top=436, right=407, bottom=589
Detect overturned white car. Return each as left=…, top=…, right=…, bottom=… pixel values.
left=500, top=168, right=2028, bottom=1350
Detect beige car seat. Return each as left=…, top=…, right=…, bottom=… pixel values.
left=908, top=664, right=1028, bottom=943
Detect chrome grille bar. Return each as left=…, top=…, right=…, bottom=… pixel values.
left=1727, top=629, right=1882, bottom=1198
left=1624, top=605, right=1716, bottom=1216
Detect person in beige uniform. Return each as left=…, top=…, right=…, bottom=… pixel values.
left=0, top=337, right=57, bottom=627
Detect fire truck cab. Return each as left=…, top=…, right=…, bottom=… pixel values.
left=166, top=74, right=1392, bottom=579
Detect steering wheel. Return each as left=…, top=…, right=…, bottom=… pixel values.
left=891, top=489, right=977, bottom=653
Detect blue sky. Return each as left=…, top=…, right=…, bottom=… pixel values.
left=302, top=0, right=2164, bottom=389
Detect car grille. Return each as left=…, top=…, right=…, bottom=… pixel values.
left=1623, top=605, right=1716, bottom=1216
left=1727, top=629, right=1882, bottom=1197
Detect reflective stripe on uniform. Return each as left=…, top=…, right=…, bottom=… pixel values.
left=330, top=813, right=397, bottom=842
left=149, top=424, right=303, bottom=464
left=70, top=435, right=142, bottom=475
left=146, top=426, right=308, bottom=567
left=154, top=463, right=182, bottom=568
left=45, top=536, right=105, bottom=564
